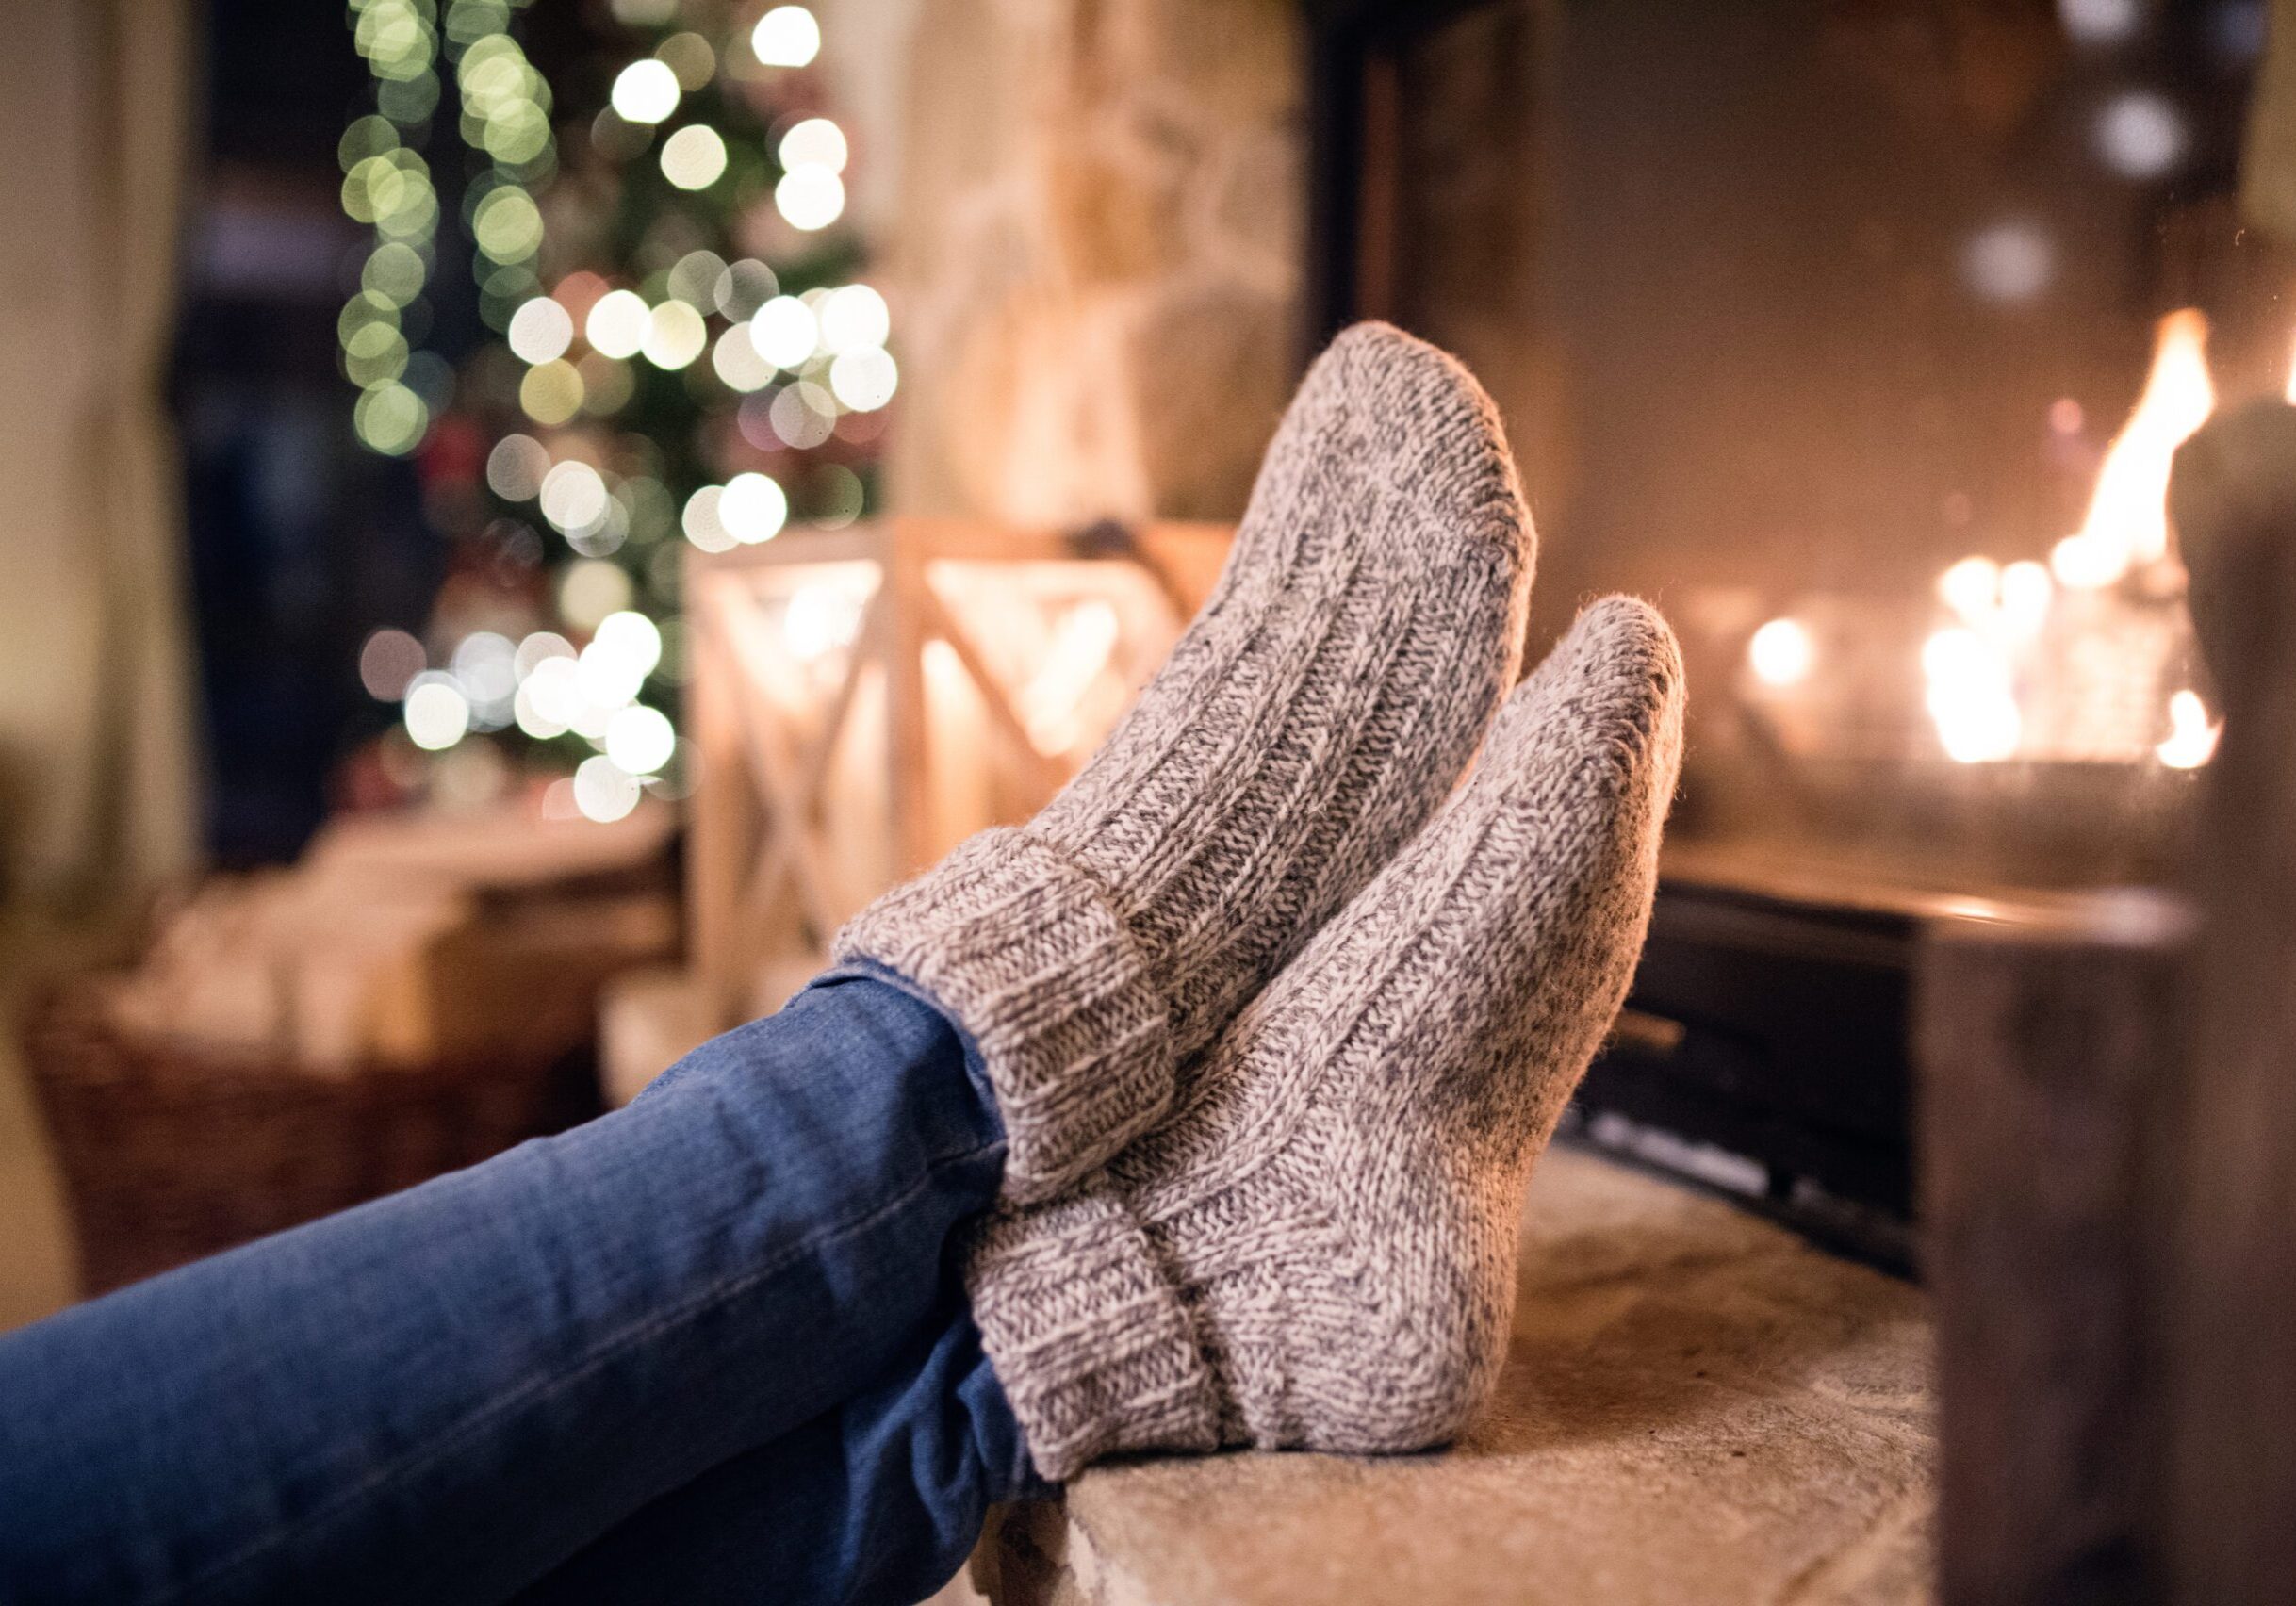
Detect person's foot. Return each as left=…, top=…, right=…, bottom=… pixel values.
left=837, top=322, right=1534, bottom=1202
left=963, top=598, right=1684, bottom=1479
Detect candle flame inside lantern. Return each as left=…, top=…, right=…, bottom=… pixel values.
left=2051, top=308, right=2215, bottom=589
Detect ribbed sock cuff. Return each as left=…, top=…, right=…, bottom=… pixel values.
left=834, top=828, right=1175, bottom=1203
left=965, top=1183, right=1223, bottom=1482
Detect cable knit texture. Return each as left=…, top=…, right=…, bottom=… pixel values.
left=966, top=598, right=1686, bottom=1479
left=836, top=322, right=1534, bottom=1202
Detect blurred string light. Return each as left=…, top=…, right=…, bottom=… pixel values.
left=343, top=0, right=891, bottom=812
left=451, top=9, right=555, bottom=335
left=341, top=2, right=445, bottom=455
left=751, top=6, right=822, bottom=67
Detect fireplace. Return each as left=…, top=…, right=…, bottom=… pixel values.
left=1306, top=0, right=2288, bottom=1254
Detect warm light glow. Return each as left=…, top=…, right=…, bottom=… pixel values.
left=779, top=118, right=847, bottom=174
left=641, top=301, right=708, bottom=369
left=721, top=472, right=788, bottom=544
left=2284, top=321, right=2296, bottom=405
left=751, top=6, right=821, bottom=67
left=403, top=676, right=471, bottom=751
left=712, top=325, right=774, bottom=391
left=2051, top=308, right=2215, bottom=588
left=560, top=559, right=633, bottom=630
left=1937, top=556, right=2001, bottom=622
left=487, top=434, right=550, bottom=500
left=586, top=289, right=650, bottom=359
left=775, top=167, right=845, bottom=231
left=749, top=296, right=819, bottom=369
left=573, top=755, right=642, bottom=822
left=592, top=610, right=664, bottom=678
left=518, top=360, right=583, bottom=425
left=660, top=124, right=729, bottom=189
left=1998, top=560, right=2054, bottom=637
left=515, top=660, right=575, bottom=738
left=1019, top=602, right=1123, bottom=756
left=1923, top=627, right=2022, bottom=763
left=2157, top=689, right=2222, bottom=769
left=605, top=705, right=677, bottom=776
left=784, top=583, right=863, bottom=662
left=682, top=485, right=735, bottom=553
left=610, top=59, right=680, bottom=123
left=539, top=461, right=609, bottom=536
left=1747, top=617, right=1814, bottom=687
left=828, top=347, right=898, bottom=412
left=819, top=285, right=890, bottom=354
left=509, top=298, right=574, bottom=365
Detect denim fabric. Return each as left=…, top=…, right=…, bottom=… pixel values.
left=516, top=1291, right=1041, bottom=1606
left=0, top=971, right=1039, bottom=1606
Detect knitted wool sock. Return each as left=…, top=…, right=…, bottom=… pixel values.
left=963, top=598, right=1684, bottom=1480
left=835, top=322, right=1533, bottom=1203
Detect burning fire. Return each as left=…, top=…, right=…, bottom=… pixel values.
left=1916, top=307, right=2222, bottom=767
left=2049, top=308, right=2215, bottom=589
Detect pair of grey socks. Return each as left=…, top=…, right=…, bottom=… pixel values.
left=838, top=322, right=1685, bottom=1481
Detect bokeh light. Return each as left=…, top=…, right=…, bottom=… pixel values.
left=818, top=285, right=889, bottom=353
left=518, top=359, right=585, bottom=425
left=573, top=755, right=643, bottom=822
left=657, top=31, right=717, bottom=90
left=642, top=300, right=709, bottom=369
left=611, top=58, right=681, bottom=123
left=721, top=473, right=789, bottom=544
left=714, top=259, right=779, bottom=320
left=1747, top=618, right=1813, bottom=687
left=403, top=674, right=472, bottom=751
left=713, top=325, right=775, bottom=391
left=605, top=707, right=678, bottom=776
left=2096, top=91, right=2188, bottom=178
left=354, top=381, right=431, bottom=454
left=749, top=295, right=819, bottom=368
left=666, top=249, right=729, bottom=308
left=561, top=559, right=634, bottom=630
left=540, top=460, right=611, bottom=536
left=507, top=296, right=575, bottom=363
left=751, top=6, right=822, bottom=67
left=586, top=289, right=650, bottom=359
left=774, top=166, right=845, bottom=231
left=486, top=434, right=551, bottom=500
left=682, top=485, right=735, bottom=553
left=661, top=125, right=729, bottom=189
left=359, top=629, right=427, bottom=700
left=828, top=347, right=898, bottom=411
left=779, top=118, right=847, bottom=173
left=473, top=187, right=545, bottom=263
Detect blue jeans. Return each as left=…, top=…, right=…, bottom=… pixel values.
left=0, top=970, right=1044, bottom=1606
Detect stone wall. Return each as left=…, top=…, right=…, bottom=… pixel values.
left=880, top=0, right=1304, bottom=526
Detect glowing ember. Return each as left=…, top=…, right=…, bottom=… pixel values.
left=2051, top=308, right=2215, bottom=589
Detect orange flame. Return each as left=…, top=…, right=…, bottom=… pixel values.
left=2051, top=308, right=2215, bottom=587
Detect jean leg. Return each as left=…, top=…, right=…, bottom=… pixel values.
left=513, top=1299, right=1048, bottom=1606
left=0, top=971, right=1001, bottom=1606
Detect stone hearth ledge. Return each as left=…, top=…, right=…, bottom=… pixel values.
left=943, top=1145, right=1933, bottom=1606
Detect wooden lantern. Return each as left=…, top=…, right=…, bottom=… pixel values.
left=685, top=516, right=1232, bottom=1024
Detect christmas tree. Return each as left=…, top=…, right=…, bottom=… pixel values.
left=339, top=0, right=894, bottom=823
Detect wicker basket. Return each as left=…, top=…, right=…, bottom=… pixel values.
left=25, top=989, right=599, bottom=1295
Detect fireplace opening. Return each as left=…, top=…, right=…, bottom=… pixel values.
left=1308, top=0, right=2286, bottom=1250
